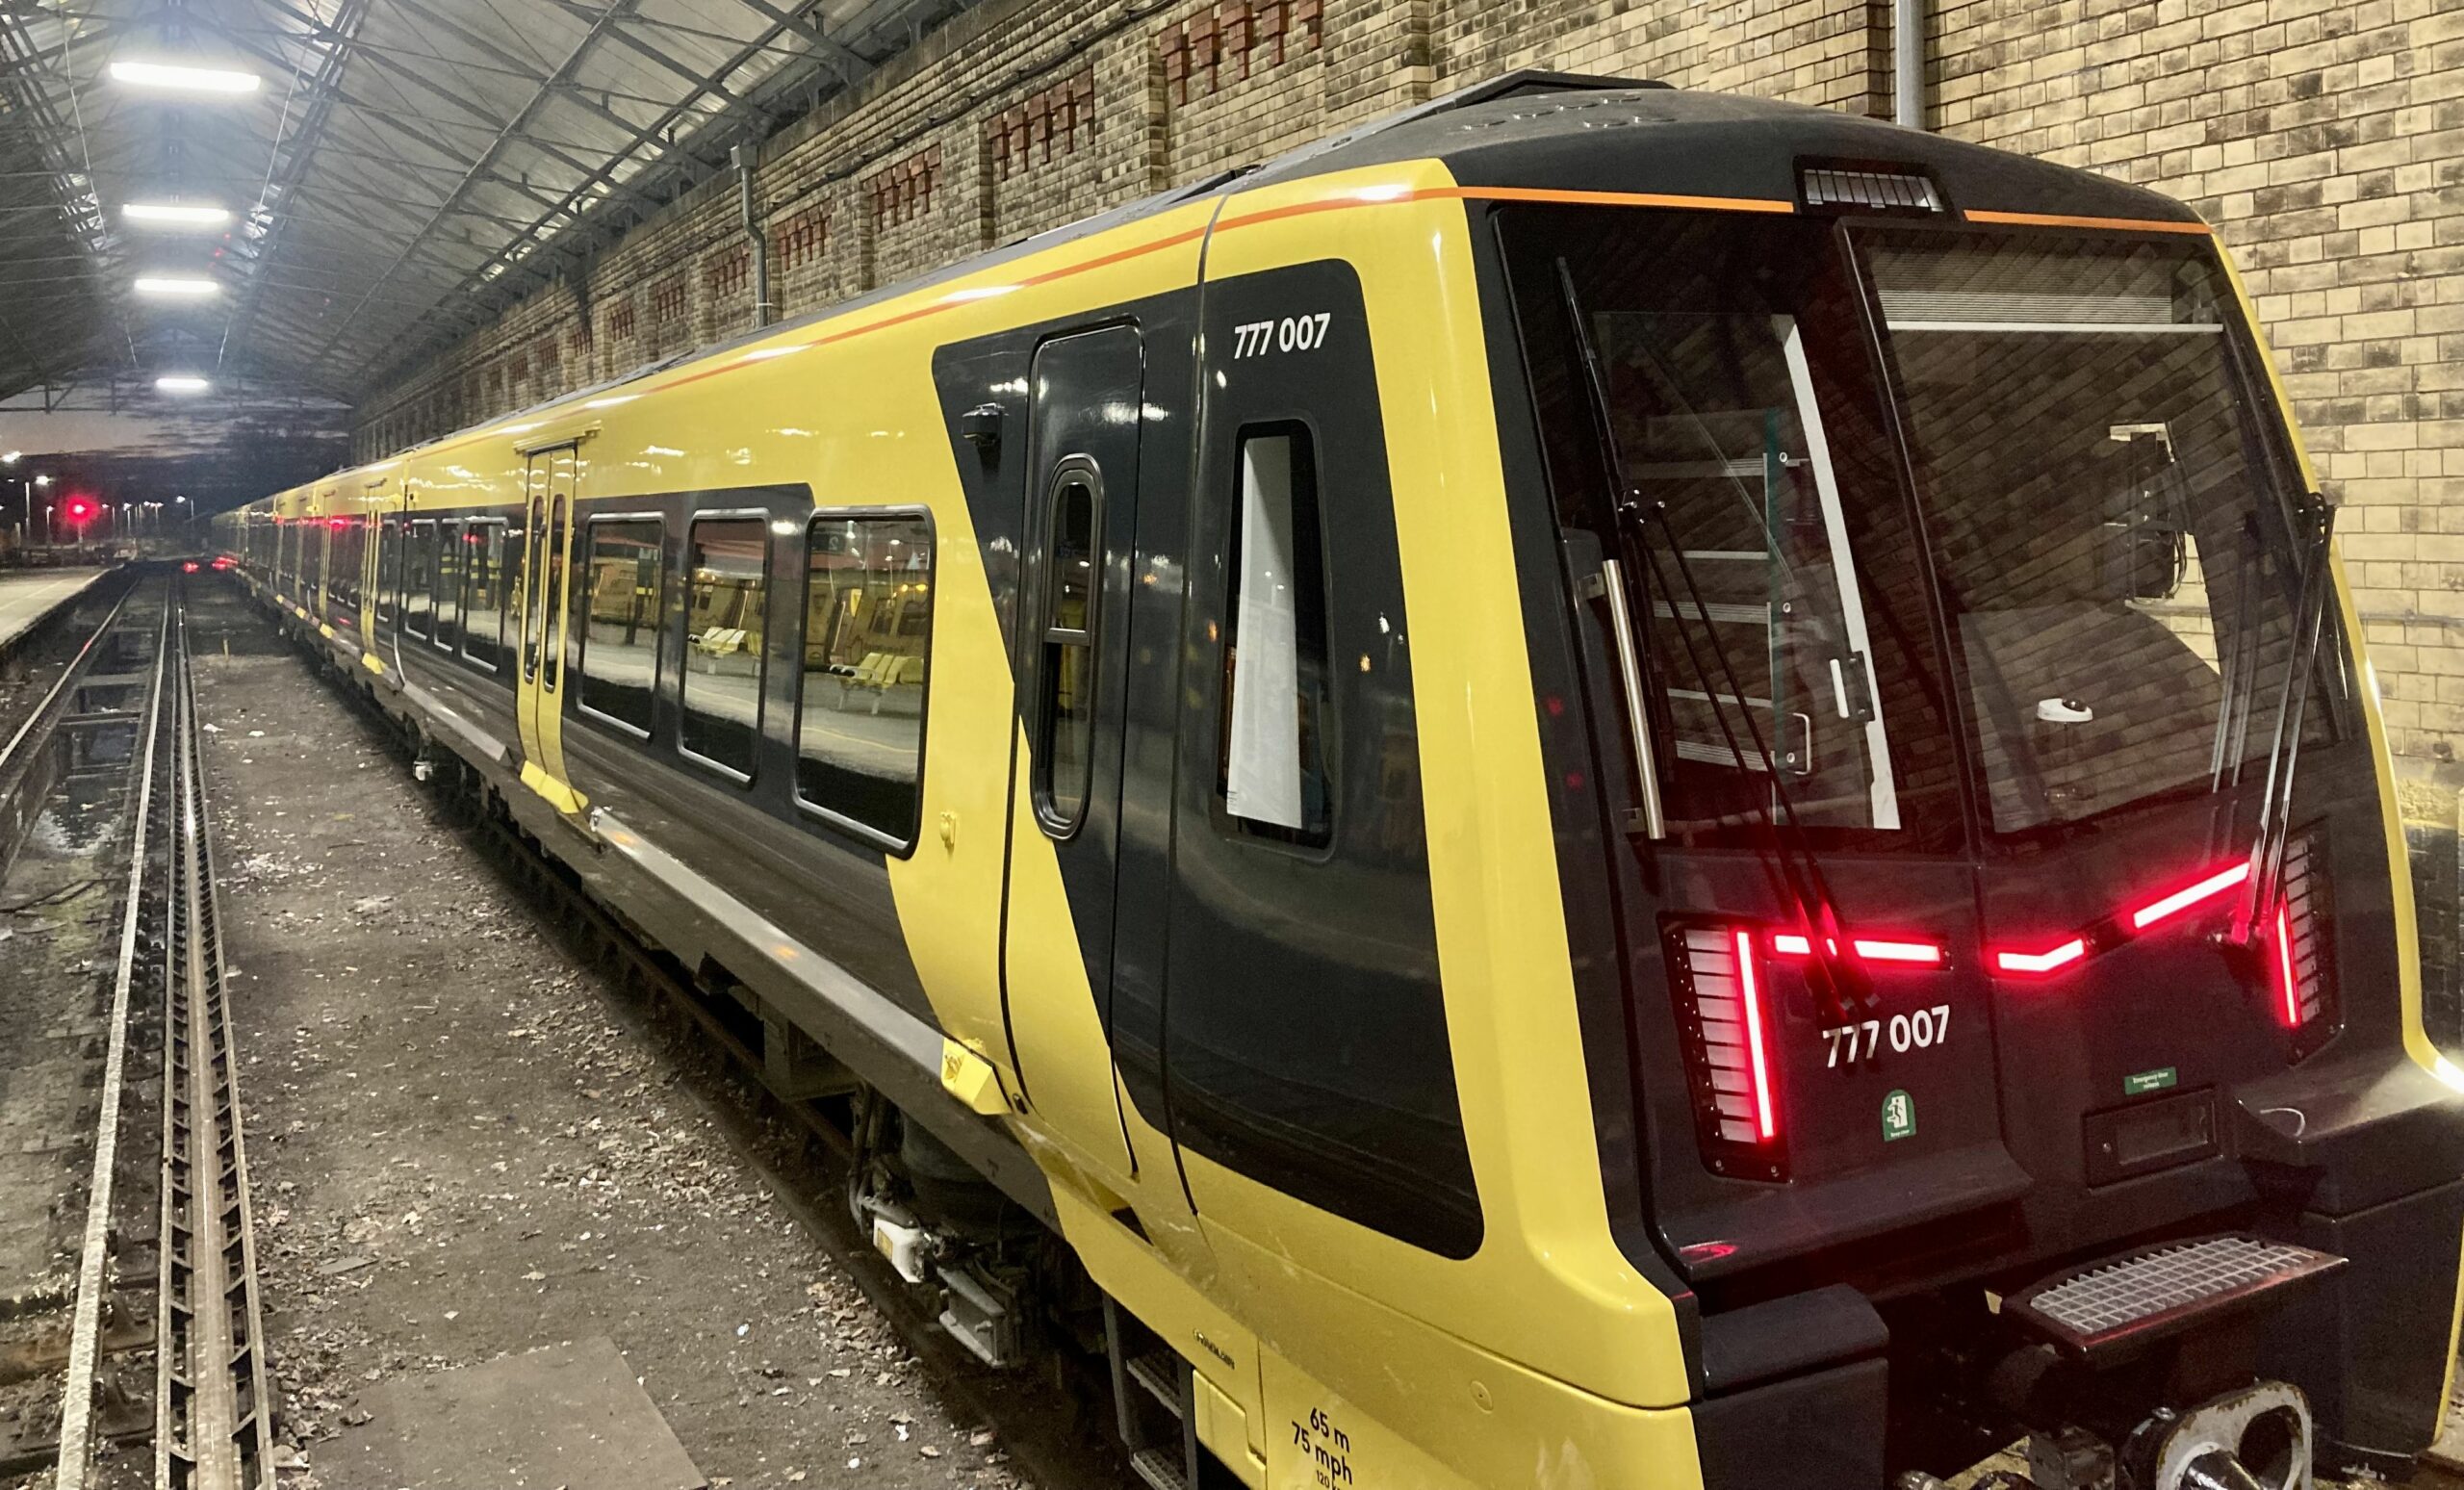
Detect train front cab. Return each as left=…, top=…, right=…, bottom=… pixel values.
left=1461, top=168, right=2464, bottom=1483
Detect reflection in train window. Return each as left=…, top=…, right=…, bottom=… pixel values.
left=797, top=511, right=931, bottom=844
left=461, top=520, right=508, bottom=671
left=1034, top=468, right=1099, bottom=834
left=403, top=519, right=436, bottom=637
left=578, top=517, right=664, bottom=737
left=1221, top=425, right=1332, bottom=846
left=433, top=520, right=464, bottom=650
left=680, top=515, right=769, bottom=779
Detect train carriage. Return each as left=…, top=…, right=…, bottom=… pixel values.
left=220, top=72, right=2464, bottom=1490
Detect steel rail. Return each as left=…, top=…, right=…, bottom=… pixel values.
left=0, top=579, right=133, bottom=781
left=48, top=590, right=172, bottom=1490
left=155, top=597, right=276, bottom=1490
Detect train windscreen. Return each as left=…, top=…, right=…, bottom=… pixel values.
left=1858, top=229, right=2334, bottom=840
left=1504, top=207, right=2337, bottom=852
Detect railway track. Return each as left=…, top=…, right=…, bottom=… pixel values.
left=0, top=575, right=274, bottom=1490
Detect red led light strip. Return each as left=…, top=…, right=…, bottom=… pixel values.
left=1732, top=929, right=1778, bottom=1143
left=2273, top=903, right=2302, bottom=1027
left=1991, top=857, right=2256, bottom=981
left=2127, top=861, right=2250, bottom=931
left=1769, top=933, right=1945, bottom=965
left=1993, top=938, right=2088, bottom=976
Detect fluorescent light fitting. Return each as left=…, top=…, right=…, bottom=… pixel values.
left=134, top=275, right=218, bottom=296
left=123, top=201, right=230, bottom=226
left=110, top=60, right=262, bottom=94
left=154, top=374, right=211, bottom=394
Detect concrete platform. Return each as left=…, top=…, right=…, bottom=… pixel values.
left=0, top=567, right=108, bottom=652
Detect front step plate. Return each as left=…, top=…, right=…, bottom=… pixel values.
left=2007, top=1234, right=2345, bottom=1363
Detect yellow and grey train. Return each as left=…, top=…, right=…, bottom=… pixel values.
left=219, top=72, right=2464, bottom=1490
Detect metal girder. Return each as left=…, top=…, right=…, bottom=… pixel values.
left=292, top=0, right=653, bottom=378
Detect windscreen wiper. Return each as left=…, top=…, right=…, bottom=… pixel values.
left=2225, top=499, right=2335, bottom=952
left=1554, top=261, right=1873, bottom=1019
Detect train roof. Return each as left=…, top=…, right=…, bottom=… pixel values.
left=269, top=70, right=2206, bottom=506
left=1247, top=72, right=2202, bottom=226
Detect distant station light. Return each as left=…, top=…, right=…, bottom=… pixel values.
left=155, top=374, right=212, bottom=395
left=109, top=60, right=262, bottom=95
left=123, top=202, right=231, bottom=228
left=135, top=275, right=219, bottom=297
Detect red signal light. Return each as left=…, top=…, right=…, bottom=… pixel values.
left=182, top=561, right=199, bottom=573
left=64, top=496, right=95, bottom=523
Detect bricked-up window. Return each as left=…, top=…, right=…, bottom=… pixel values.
left=536, top=334, right=560, bottom=379
left=650, top=276, right=688, bottom=326
left=567, top=324, right=591, bottom=359
left=778, top=206, right=828, bottom=270
left=1862, top=229, right=2337, bottom=837
left=1159, top=0, right=1320, bottom=105
left=606, top=299, right=636, bottom=340
left=990, top=69, right=1097, bottom=180
left=776, top=208, right=830, bottom=271
left=706, top=247, right=750, bottom=299
left=509, top=350, right=529, bottom=385
left=868, top=146, right=941, bottom=228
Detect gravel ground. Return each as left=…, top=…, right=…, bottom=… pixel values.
left=186, top=588, right=1045, bottom=1490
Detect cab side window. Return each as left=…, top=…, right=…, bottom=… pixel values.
left=1221, top=424, right=1333, bottom=845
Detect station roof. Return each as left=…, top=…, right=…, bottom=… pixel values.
left=0, top=0, right=968, bottom=406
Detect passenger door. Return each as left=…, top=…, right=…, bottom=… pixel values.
left=999, top=323, right=1143, bottom=1178
left=517, top=444, right=584, bottom=811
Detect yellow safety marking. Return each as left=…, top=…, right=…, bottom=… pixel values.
left=360, top=653, right=386, bottom=677
left=938, top=1040, right=1014, bottom=1117
left=517, top=758, right=587, bottom=816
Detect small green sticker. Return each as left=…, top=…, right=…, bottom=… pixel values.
left=1882, top=1089, right=1916, bottom=1143
left=2124, top=1066, right=2179, bottom=1096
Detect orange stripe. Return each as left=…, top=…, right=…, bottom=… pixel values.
left=1431, top=185, right=1796, bottom=215
left=1964, top=208, right=2211, bottom=236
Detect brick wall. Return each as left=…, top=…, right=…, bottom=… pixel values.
left=347, top=0, right=2464, bottom=763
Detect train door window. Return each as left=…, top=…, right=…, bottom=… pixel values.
left=404, top=520, right=436, bottom=637
left=461, top=521, right=505, bottom=671
left=542, top=497, right=567, bottom=689
left=376, top=517, right=401, bottom=627
left=578, top=517, right=664, bottom=737
left=1032, top=464, right=1100, bottom=835
left=310, top=523, right=328, bottom=595
left=433, top=520, right=464, bottom=651
left=797, top=511, right=931, bottom=845
left=501, top=522, right=528, bottom=660
left=680, top=514, right=769, bottom=779
left=1221, top=425, right=1333, bottom=844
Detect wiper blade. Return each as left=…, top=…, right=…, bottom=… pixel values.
left=2226, top=499, right=2335, bottom=950
left=1553, top=260, right=1873, bottom=1018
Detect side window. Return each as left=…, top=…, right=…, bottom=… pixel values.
left=1032, top=465, right=1100, bottom=834
left=797, top=511, right=931, bottom=845
left=377, top=516, right=400, bottom=627
left=404, top=520, right=435, bottom=636
left=461, top=521, right=504, bottom=669
left=434, top=520, right=464, bottom=650
left=680, top=515, right=769, bottom=779
left=311, top=522, right=329, bottom=595
left=1221, top=425, right=1333, bottom=845
left=578, top=517, right=664, bottom=737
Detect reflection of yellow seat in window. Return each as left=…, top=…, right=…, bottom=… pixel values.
left=694, top=626, right=748, bottom=657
